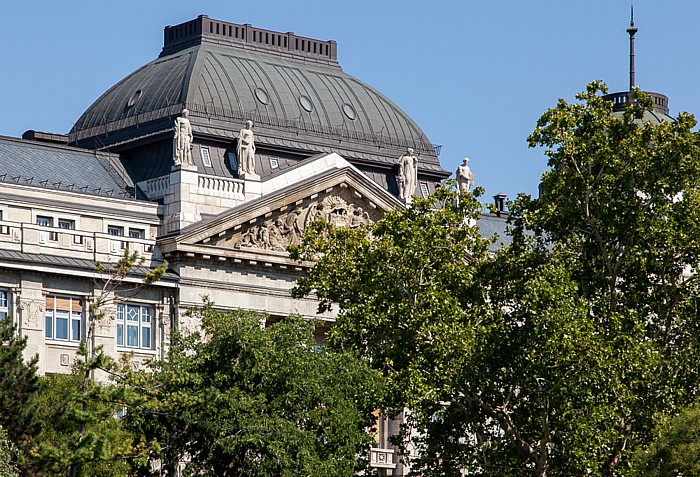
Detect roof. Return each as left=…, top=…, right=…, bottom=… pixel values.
left=69, top=16, right=442, bottom=170
left=0, top=249, right=178, bottom=282
left=477, top=213, right=513, bottom=253
left=0, top=136, right=135, bottom=198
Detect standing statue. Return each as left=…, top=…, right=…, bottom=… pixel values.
left=456, top=157, right=476, bottom=193
left=398, top=148, right=418, bottom=201
left=237, top=120, right=257, bottom=177
left=173, top=109, right=194, bottom=167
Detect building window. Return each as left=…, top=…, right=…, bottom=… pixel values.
left=269, top=158, right=279, bottom=169
left=117, top=303, right=153, bottom=349
left=0, top=290, right=9, bottom=320
left=201, top=147, right=212, bottom=167
left=108, top=226, right=124, bottom=236
left=419, top=182, right=430, bottom=198
left=58, top=219, right=75, bottom=230
left=45, top=295, right=83, bottom=342
left=36, top=216, right=53, bottom=227
left=128, top=228, right=145, bottom=239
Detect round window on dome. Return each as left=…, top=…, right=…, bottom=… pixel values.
left=254, top=88, right=269, bottom=105
left=342, top=103, right=356, bottom=120
left=299, top=95, right=313, bottom=112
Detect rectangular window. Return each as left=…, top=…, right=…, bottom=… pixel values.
left=45, top=295, right=83, bottom=342
left=0, top=290, right=9, bottom=320
left=128, top=228, right=145, bottom=239
left=117, top=303, right=154, bottom=350
left=201, top=147, right=212, bottom=167
left=58, top=219, right=75, bottom=230
left=36, top=216, right=53, bottom=227
left=269, top=158, right=279, bottom=169
left=108, top=226, right=124, bottom=236
left=419, top=182, right=430, bottom=198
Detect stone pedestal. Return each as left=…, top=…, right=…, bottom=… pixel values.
left=239, top=171, right=261, bottom=182
left=163, top=166, right=202, bottom=233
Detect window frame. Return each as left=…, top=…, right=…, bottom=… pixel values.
left=200, top=147, right=212, bottom=167
left=116, top=303, right=154, bottom=350
left=107, top=226, right=124, bottom=237
left=128, top=228, right=145, bottom=239
left=0, top=290, right=9, bottom=320
left=45, top=294, right=84, bottom=343
left=36, top=215, right=54, bottom=227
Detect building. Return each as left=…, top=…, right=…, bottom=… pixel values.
left=1, top=15, right=463, bottom=475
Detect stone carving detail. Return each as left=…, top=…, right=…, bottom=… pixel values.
left=208, top=191, right=376, bottom=252
left=397, top=148, right=418, bottom=202
left=19, top=298, right=45, bottom=327
left=237, top=120, right=258, bottom=179
left=173, top=109, right=194, bottom=167
left=456, top=157, right=476, bottom=194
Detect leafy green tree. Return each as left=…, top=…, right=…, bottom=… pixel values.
left=631, top=404, right=700, bottom=476
left=0, top=316, right=40, bottom=471
left=290, top=82, right=700, bottom=476
left=126, top=302, right=384, bottom=477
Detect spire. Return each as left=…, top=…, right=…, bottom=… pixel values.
left=627, top=5, right=638, bottom=91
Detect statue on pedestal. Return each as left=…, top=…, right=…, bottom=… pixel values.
left=398, top=148, right=418, bottom=201
left=237, top=120, right=257, bottom=178
left=173, top=109, right=194, bottom=167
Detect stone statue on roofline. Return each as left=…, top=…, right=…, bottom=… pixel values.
left=173, top=109, right=194, bottom=168
left=397, top=147, right=418, bottom=203
left=456, top=157, right=476, bottom=194
left=237, top=120, right=259, bottom=180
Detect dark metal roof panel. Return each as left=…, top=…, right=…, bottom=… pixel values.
left=0, top=137, right=133, bottom=198
left=0, top=249, right=178, bottom=281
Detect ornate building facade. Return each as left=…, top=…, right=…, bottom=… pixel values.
left=0, top=15, right=479, bottom=475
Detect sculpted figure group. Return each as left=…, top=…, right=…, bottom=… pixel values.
left=235, top=196, right=371, bottom=251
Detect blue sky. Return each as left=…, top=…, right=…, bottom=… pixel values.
left=1, top=0, right=697, bottom=201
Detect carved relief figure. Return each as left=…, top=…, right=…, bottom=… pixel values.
left=237, top=120, right=256, bottom=177
left=456, top=157, right=476, bottom=193
left=173, top=109, right=194, bottom=167
left=218, top=192, right=380, bottom=252
left=398, top=148, right=418, bottom=201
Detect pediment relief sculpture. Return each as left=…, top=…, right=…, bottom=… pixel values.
left=203, top=190, right=379, bottom=252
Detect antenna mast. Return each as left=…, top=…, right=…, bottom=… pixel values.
left=627, top=5, right=638, bottom=91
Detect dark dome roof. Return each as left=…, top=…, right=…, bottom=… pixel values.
left=70, top=16, right=441, bottom=169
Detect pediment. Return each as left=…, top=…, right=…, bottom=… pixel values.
left=161, top=159, right=402, bottom=257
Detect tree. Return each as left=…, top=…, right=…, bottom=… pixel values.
left=125, top=302, right=384, bottom=477
left=30, top=250, right=166, bottom=476
left=290, top=82, right=700, bottom=476
left=0, top=316, right=40, bottom=471
left=631, top=404, right=700, bottom=476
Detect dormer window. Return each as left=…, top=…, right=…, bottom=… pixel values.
left=201, top=147, right=212, bottom=167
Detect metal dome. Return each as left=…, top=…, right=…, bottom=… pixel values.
left=70, top=16, right=442, bottom=170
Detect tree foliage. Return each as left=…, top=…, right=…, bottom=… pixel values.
left=0, top=316, right=40, bottom=473
left=290, top=82, right=700, bottom=476
left=631, top=404, right=700, bottom=476
left=125, top=302, right=384, bottom=477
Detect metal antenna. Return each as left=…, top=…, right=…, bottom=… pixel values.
left=627, top=5, right=638, bottom=91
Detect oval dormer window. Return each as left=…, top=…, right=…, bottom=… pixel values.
left=342, top=103, right=356, bottom=120
left=254, top=88, right=269, bottom=105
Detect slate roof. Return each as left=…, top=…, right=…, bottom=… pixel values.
left=477, top=213, right=513, bottom=253
left=0, top=136, right=134, bottom=198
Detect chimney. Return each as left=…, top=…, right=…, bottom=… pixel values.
left=493, top=193, right=507, bottom=217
